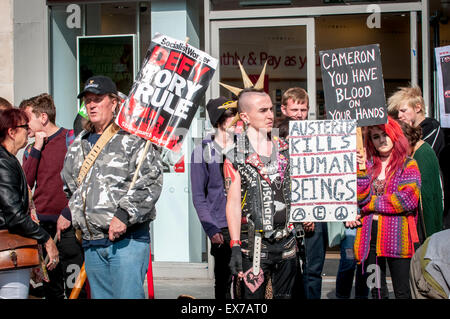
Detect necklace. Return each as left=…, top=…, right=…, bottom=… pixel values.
left=273, top=175, right=283, bottom=190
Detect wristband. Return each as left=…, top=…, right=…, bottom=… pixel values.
left=229, top=240, right=242, bottom=248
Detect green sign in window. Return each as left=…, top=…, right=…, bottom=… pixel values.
left=77, top=34, right=136, bottom=107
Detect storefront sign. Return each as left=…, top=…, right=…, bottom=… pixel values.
left=435, top=45, right=450, bottom=128
left=116, top=33, right=217, bottom=152
left=319, top=44, right=387, bottom=127
left=66, top=4, right=81, bottom=29
left=288, top=119, right=357, bottom=223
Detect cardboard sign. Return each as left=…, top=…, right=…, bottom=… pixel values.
left=319, top=44, right=387, bottom=127
left=288, top=120, right=357, bottom=223
left=116, top=33, right=217, bottom=152
left=435, top=45, right=450, bottom=128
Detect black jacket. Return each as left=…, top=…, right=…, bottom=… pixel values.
left=0, top=145, right=50, bottom=244
left=420, top=117, right=445, bottom=158
left=228, top=133, right=292, bottom=237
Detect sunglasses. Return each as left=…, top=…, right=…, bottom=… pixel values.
left=16, top=124, right=29, bottom=130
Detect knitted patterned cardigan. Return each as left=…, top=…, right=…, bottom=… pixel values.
left=354, top=157, right=421, bottom=263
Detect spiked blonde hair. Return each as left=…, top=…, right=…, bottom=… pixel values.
left=218, top=61, right=268, bottom=127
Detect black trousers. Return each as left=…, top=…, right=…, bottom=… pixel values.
left=32, top=222, right=86, bottom=299
left=239, top=235, right=298, bottom=299
left=363, top=220, right=412, bottom=299
left=210, top=228, right=232, bottom=299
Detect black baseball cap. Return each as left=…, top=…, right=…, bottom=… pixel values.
left=206, top=96, right=234, bottom=127
left=77, top=75, right=118, bottom=99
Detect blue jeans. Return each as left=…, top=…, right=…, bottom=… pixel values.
left=84, top=238, right=150, bottom=299
left=303, top=222, right=327, bottom=299
left=335, top=227, right=369, bottom=299
left=0, top=268, right=31, bottom=299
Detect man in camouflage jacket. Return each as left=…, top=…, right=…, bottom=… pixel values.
left=61, top=75, right=163, bottom=299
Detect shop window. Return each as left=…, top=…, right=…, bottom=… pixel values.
left=219, top=25, right=308, bottom=119
left=209, top=0, right=418, bottom=11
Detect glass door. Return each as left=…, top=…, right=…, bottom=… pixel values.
left=209, top=18, right=316, bottom=120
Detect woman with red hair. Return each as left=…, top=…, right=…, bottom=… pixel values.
left=349, top=116, right=421, bottom=299
left=0, top=108, right=58, bottom=299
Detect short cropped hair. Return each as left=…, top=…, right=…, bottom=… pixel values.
left=281, top=87, right=309, bottom=108
left=237, top=87, right=266, bottom=113
left=18, top=98, right=32, bottom=109
left=21, top=93, right=57, bottom=124
left=387, top=85, right=425, bottom=117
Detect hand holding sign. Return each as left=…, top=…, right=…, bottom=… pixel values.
left=345, top=214, right=362, bottom=229
left=356, top=146, right=367, bottom=170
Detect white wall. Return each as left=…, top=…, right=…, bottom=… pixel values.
left=13, top=0, right=49, bottom=105
left=0, top=0, right=13, bottom=104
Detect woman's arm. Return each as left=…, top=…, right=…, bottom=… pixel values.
left=360, top=159, right=421, bottom=215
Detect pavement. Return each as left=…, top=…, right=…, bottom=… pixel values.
left=148, top=252, right=394, bottom=299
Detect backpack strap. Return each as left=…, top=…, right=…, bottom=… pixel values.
left=76, top=123, right=120, bottom=186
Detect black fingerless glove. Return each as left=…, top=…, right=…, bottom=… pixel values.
left=229, top=245, right=243, bottom=276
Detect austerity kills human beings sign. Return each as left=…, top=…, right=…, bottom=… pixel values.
left=288, top=119, right=357, bottom=223
left=319, top=44, right=387, bottom=127
left=116, top=33, right=217, bottom=152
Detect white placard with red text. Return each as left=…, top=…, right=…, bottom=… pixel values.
left=288, top=119, right=357, bottom=222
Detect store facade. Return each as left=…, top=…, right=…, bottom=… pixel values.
left=3, top=0, right=449, bottom=278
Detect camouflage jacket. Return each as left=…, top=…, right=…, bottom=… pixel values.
left=61, top=128, right=163, bottom=241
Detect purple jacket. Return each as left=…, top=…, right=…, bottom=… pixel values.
left=190, top=135, right=228, bottom=239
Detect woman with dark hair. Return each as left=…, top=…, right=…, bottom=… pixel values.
left=350, top=116, right=421, bottom=299
left=0, top=108, right=58, bottom=299
left=398, top=121, right=444, bottom=241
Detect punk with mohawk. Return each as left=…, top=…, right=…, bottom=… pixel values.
left=222, top=61, right=303, bottom=299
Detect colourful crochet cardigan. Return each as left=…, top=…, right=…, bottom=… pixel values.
left=354, top=157, right=421, bottom=262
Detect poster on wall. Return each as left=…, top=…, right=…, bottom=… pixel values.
left=288, top=119, right=357, bottom=223
left=77, top=34, right=136, bottom=100
left=435, top=45, right=450, bottom=128
left=115, top=33, right=218, bottom=153
left=319, top=44, right=387, bottom=127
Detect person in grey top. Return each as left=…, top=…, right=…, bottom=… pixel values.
left=61, top=75, right=163, bottom=299
left=410, top=229, right=450, bottom=299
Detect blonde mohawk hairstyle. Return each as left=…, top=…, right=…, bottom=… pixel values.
left=218, top=60, right=268, bottom=127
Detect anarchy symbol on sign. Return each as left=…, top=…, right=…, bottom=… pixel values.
left=292, top=208, right=306, bottom=221
left=335, top=206, right=348, bottom=220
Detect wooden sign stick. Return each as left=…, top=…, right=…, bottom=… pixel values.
left=356, top=127, right=365, bottom=171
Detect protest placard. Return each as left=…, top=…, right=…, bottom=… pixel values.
left=116, top=33, right=218, bottom=152
left=319, top=44, right=387, bottom=127
left=288, top=119, right=357, bottom=223
left=435, top=45, right=450, bottom=128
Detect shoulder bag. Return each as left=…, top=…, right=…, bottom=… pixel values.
left=0, top=230, right=39, bottom=271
